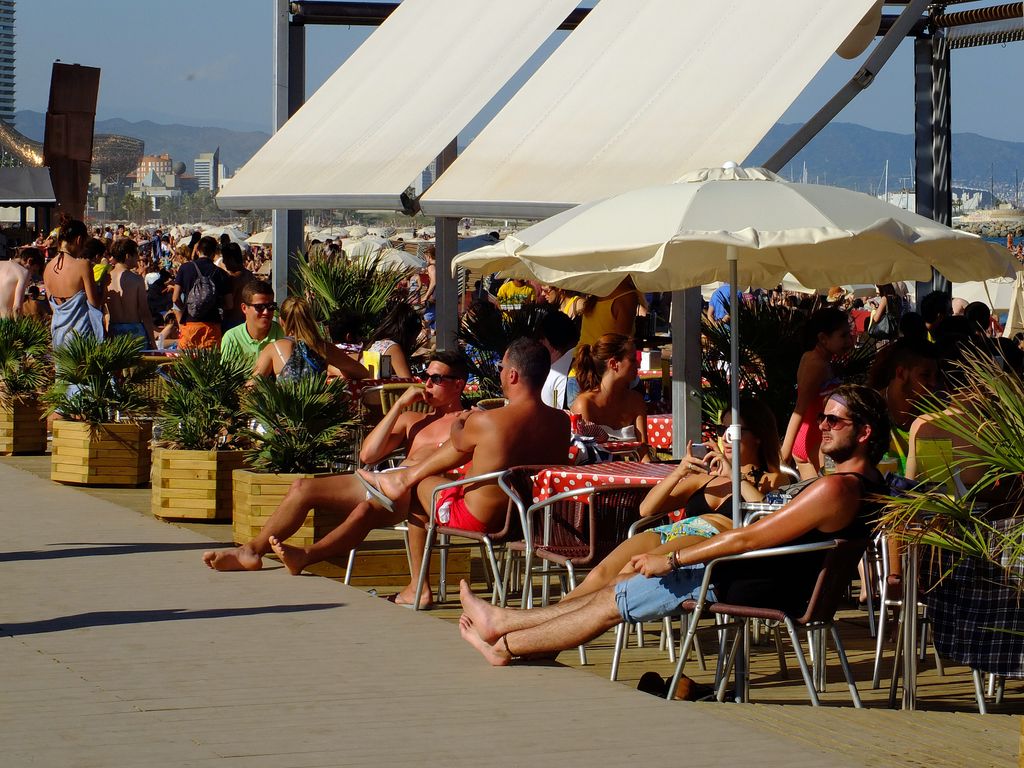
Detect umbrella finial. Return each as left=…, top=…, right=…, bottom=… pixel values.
left=722, top=161, right=738, bottom=170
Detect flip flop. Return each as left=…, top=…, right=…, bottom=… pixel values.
left=382, top=592, right=433, bottom=610
left=356, top=472, right=395, bottom=514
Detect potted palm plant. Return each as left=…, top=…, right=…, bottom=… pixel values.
left=293, top=251, right=414, bottom=339
left=232, top=373, right=360, bottom=548
left=151, top=350, right=251, bottom=521
left=0, top=317, right=52, bottom=454
left=44, top=334, right=155, bottom=486
left=879, top=353, right=1024, bottom=682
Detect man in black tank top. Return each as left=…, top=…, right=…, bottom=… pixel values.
left=457, top=384, right=890, bottom=666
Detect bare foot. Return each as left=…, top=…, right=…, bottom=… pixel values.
left=356, top=468, right=413, bottom=516
left=268, top=536, right=308, bottom=575
left=459, top=615, right=511, bottom=666
left=201, top=545, right=263, bottom=572
left=458, top=579, right=501, bottom=643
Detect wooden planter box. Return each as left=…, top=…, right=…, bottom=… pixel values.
left=51, top=421, right=152, bottom=486
left=0, top=401, right=47, bottom=455
left=232, top=468, right=344, bottom=549
left=151, top=447, right=247, bottom=521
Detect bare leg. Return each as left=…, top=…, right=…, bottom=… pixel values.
left=460, top=580, right=623, bottom=666
left=269, top=500, right=400, bottom=575
left=564, top=531, right=662, bottom=601
left=392, top=475, right=446, bottom=607
left=202, top=473, right=369, bottom=572
left=459, top=579, right=599, bottom=642
left=356, top=467, right=413, bottom=516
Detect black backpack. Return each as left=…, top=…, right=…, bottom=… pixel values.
left=185, top=261, right=218, bottom=320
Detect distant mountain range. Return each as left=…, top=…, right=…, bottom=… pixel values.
left=15, top=110, right=1024, bottom=199
left=14, top=110, right=270, bottom=178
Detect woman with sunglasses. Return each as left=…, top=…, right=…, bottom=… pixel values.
left=253, top=296, right=369, bottom=381
left=780, top=307, right=854, bottom=479
left=562, top=399, right=784, bottom=601
left=570, top=333, right=650, bottom=457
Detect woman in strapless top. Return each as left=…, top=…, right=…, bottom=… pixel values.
left=570, top=333, right=650, bottom=459
left=563, top=398, right=785, bottom=602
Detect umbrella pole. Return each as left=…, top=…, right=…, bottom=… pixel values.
left=728, top=246, right=742, bottom=529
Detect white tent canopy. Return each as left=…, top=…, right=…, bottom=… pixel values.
left=216, top=0, right=579, bottom=211
left=420, top=0, right=877, bottom=219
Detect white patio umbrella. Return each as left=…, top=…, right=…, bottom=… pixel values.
left=456, top=164, right=1018, bottom=526
left=357, top=247, right=426, bottom=271
left=246, top=227, right=274, bottom=246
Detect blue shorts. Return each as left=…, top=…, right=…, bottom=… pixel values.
left=614, top=566, right=713, bottom=623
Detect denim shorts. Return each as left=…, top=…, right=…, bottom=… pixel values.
left=613, top=565, right=712, bottom=623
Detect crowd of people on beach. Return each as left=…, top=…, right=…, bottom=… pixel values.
left=4, top=215, right=1022, bottom=693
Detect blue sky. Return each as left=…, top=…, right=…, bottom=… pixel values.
left=16, top=1, right=1024, bottom=142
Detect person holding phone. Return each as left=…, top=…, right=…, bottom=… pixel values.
left=560, top=398, right=785, bottom=601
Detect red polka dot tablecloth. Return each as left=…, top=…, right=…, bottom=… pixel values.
left=531, top=461, right=675, bottom=505
left=646, top=414, right=673, bottom=449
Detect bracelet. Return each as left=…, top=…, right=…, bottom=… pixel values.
left=666, top=550, right=680, bottom=571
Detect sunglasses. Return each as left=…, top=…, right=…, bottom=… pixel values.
left=816, top=412, right=856, bottom=430
left=248, top=302, right=277, bottom=314
left=424, top=373, right=461, bottom=385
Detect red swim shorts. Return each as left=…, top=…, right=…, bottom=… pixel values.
left=434, top=485, right=489, bottom=533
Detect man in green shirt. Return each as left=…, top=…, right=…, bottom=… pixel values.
left=220, top=279, right=285, bottom=370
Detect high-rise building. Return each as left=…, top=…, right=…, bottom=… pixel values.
left=193, top=148, right=219, bottom=192
left=0, top=1, right=15, bottom=126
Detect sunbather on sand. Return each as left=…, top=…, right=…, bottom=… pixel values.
left=201, top=351, right=470, bottom=575
left=355, top=337, right=571, bottom=608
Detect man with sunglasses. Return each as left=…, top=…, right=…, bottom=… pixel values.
left=457, top=383, right=889, bottom=672
left=219, top=279, right=285, bottom=370
left=202, top=351, right=471, bottom=573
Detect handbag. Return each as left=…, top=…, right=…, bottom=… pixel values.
left=867, top=312, right=895, bottom=340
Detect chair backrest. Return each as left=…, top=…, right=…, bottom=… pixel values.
left=488, top=465, right=547, bottom=543
left=380, top=383, right=431, bottom=415
left=797, top=538, right=869, bottom=625
left=912, top=437, right=965, bottom=498
left=532, top=485, right=648, bottom=567
left=476, top=397, right=507, bottom=410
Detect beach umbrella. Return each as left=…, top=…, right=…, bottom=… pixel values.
left=358, top=247, right=426, bottom=270
left=456, top=164, right=1018, bottom=526
left=203, top=225, right=252, bottom=249
left=246, top=227, right=274, bottom=246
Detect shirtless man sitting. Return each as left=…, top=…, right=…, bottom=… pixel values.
left=356, top=336, right=571, bottom=608
left=202, top=351, right=471, bottom=573
left=0, top=248, right=44, bottom=318
left=105, top=238, right=156, bottom=348
left=457, top=384, right=889, bottom=669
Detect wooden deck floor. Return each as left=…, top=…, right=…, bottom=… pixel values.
left=4, top=453, right=1021, bottom=767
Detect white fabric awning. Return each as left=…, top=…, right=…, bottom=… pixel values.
left=217, top=0, right=579, bottom=212
left=420, top=0, right=877, bottom=219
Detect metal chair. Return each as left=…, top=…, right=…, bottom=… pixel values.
left=668, top=539, right=867, bottom=707
left=411, top=466, right=541, bottom=610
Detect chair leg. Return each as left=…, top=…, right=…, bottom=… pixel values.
left=830, top=624, right=863, bottom=708
left=888, top=610, right=904, bottom=708
left=478, top=543, right=493, bottom=591
left=995, top=676, right=1006, bottom=705
left=412, top=524, right=437, bottom=611
left=437, top=533, right=449, bottom=603
left=610, top=622, right=628, bottom=681
left=565, top=565, right=587, bottom=666
left=716, top=624, right=744, bottom=702
left=482, top=539, right=505, bottom=607
left=667, top=612, right=701, bottom=701
left=972, top=668, right=989, bottom=714
left=862, top=551, right=877, bottom=638
left=663, top=617, right=676, bottom=663
left=872, top=601, right=893, bottom=689
left=520, top=551, right=534, bottom=609
left=344, top=547, right=357, bottom=586
left=499, top=549, right=514, bottom=608
left=785, top=620, right=821, bottom=707
left=773, top=624, right=789, bottom=679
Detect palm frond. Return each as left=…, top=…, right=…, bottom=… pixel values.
left=877, top=352, right=1024, bottom=593
left=240, top=374, right=359, bottom=474
left=457, top=305, right=543, bottom=396
left=42, top=333, right=154, bottom=424
left=291, top=251, right=413, bottom=338
left=155, top=349, right=251, bottom=450
left=0, top=317, right=52, bottom=405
